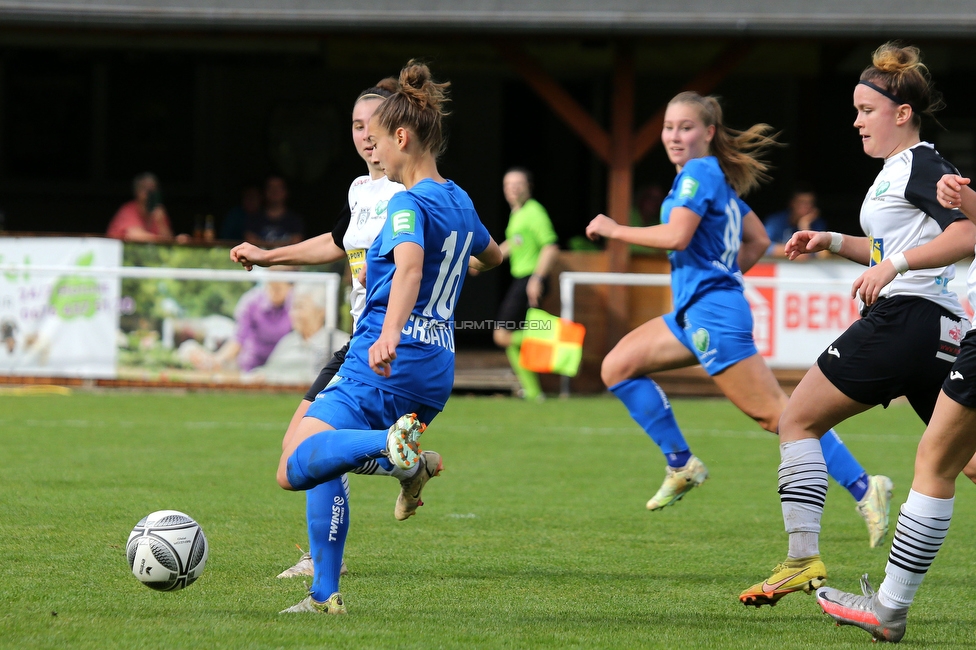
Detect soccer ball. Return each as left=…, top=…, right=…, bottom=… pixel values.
left=126, top=510, right=208, bottom=591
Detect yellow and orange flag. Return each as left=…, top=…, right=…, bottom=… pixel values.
left=518, top=308, right=586, bottom=377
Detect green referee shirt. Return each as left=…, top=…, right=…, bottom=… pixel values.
left=504, top=198, right=558, bottom=278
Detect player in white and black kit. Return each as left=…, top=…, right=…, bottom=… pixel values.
left=741, top=43, right=976, bottom=609
left=231, top=79, right=444, bottom=582
left=812, top=170, right=976, bottom=642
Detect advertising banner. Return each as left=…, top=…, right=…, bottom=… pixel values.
left=0, top=237, right=122, bottom=377
left=745, top=260, right=974, bottom=368
left=115, top=244, right=345, bottom=386
left=0, top=238, right=345, bottom=385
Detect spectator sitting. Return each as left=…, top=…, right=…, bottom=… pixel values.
left=221, top=182, right=263, bottom=241
left=250, top=283, right=350, bottom=384
left=763, top=185, right=827, bottom=257
left=630, top=183, right=665, bottom=228
left=208, top=277, right=293, bottom=371
left=107, top=172, right=189, bottom=243
left=244, top=176, right=304, bottom=248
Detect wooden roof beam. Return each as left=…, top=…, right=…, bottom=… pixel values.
left=495, top=41, right=612, bottom=165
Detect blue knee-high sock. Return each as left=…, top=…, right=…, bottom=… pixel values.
left=287, top=428, right=388, bottom=490
left=307, top=475, right=349, bottom=601
left=610, top=377, right=691, bottom=468
left=820, top=429, right=869, bottom=501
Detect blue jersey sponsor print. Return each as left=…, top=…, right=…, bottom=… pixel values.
left=661, top=156, right=751, bottom=315
left=340, top=179, right=491, bottom=409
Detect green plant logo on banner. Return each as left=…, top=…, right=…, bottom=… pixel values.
left=49, top=252, right=99, bottom=320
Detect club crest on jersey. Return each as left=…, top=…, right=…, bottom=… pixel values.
left=870, top=238, right=884, bottom=266
left=679, top=177, right=699, bottom=199
left=692, top=328, right=710, bottom=353
left=391, top=209, right=416, bottom=237
left=356, top=207, right=370, bottom=227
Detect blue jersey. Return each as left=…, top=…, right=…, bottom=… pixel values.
left=340, top=179, right=491, bottom=410
left=662, top=156, right=751, bottom=314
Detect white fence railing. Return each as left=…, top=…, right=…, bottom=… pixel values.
left=0, top=265, right=342, bottom=329
left=0, top=259, right=342, bottom=382
left=557, top=262, right=973, bottom=396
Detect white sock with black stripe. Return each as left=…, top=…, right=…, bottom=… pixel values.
left=779, top=438, right=828, bottom=559
left=879, top=489, right=953, bottom=610
left=351, top=459, right=382, bottom=475
left=350, top=459, right=417, bottom=479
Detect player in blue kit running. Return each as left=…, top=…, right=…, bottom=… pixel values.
left=276, top=60, right=502, bottom=615
left=586, top=92, right=889, bottom=544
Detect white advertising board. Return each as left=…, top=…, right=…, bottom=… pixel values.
left=0, top=237, right=122, bottom=377
left=745, top=259, right=974, bottom=368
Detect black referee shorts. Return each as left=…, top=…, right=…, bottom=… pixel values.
left=817, top=295, right=966, bottom=423
left=496, top=275, right=547, bottom=330
left=303, top=341, right=350, bottom=402
left=943, top=328, right=976, bottom=409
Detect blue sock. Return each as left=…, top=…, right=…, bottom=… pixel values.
left=287, top=428, right=389, bottom=490
left=307, top=475, right=349, bottom=601
left=610, top=377, right=691, bottom=468
left=820, top=429, right=869, bottom=501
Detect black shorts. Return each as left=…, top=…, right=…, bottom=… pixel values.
left=943, top=328, right=976, bottom=408
left=496, top=276, right=547, bottom=330
left=817, top=295, right=965, bottom=423
left=303, top=341, right=350, bottom=402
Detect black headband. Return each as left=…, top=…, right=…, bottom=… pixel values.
left=858, top=80, right=915, bottom=112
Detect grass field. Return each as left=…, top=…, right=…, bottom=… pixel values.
left=2, top=391, right=975, bottom=649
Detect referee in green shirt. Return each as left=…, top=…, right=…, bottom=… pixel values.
left=493, top=168, right=559, bottom=400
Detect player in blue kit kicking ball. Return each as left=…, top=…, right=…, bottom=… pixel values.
left=276, top=60, right=502, bottom=614
left=233, top=79, right=445, bottom=582
left=586, top=91, right=891, bottom=552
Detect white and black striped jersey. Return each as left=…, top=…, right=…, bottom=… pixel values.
left=331, top=174, right=404, bottom=326
left=859, top=141, right=968, bottom=319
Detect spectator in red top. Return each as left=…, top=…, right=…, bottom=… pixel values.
left=106, top=172, right=188, bottom=243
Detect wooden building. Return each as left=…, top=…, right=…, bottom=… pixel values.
left=1, top=1, right=975, bottom=382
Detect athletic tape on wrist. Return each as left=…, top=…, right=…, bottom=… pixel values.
left=889, top=252, right=910, bottom=274
left=828, top=232, right=843, bottom=254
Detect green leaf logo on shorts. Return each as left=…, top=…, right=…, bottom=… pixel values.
left=391, top=209, right=415, bottom=236
left=692, top=328, right=710, bottom=353
left=679, top=177, right=700, bottom=199
left=875, top=180, right=890, bottom=197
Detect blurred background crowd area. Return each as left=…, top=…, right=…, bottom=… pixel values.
left=2, top=1, right=976, bottom=371
left=2, top=3, right=975, bottom=244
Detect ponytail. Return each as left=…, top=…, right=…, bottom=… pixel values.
left=374, top=60, right=452, bottom=157
left=669, top=91, right=779, bottom=197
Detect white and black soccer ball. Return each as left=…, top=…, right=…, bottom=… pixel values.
left=126, top=510, right=208, bottom=591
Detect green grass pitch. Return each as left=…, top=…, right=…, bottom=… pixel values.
left=2, top=391, right=975, bottom=648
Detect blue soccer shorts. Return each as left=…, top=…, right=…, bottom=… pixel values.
left=663, top=289, right=758, bottom=376
left=306, top=375, right=441, bottom=431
